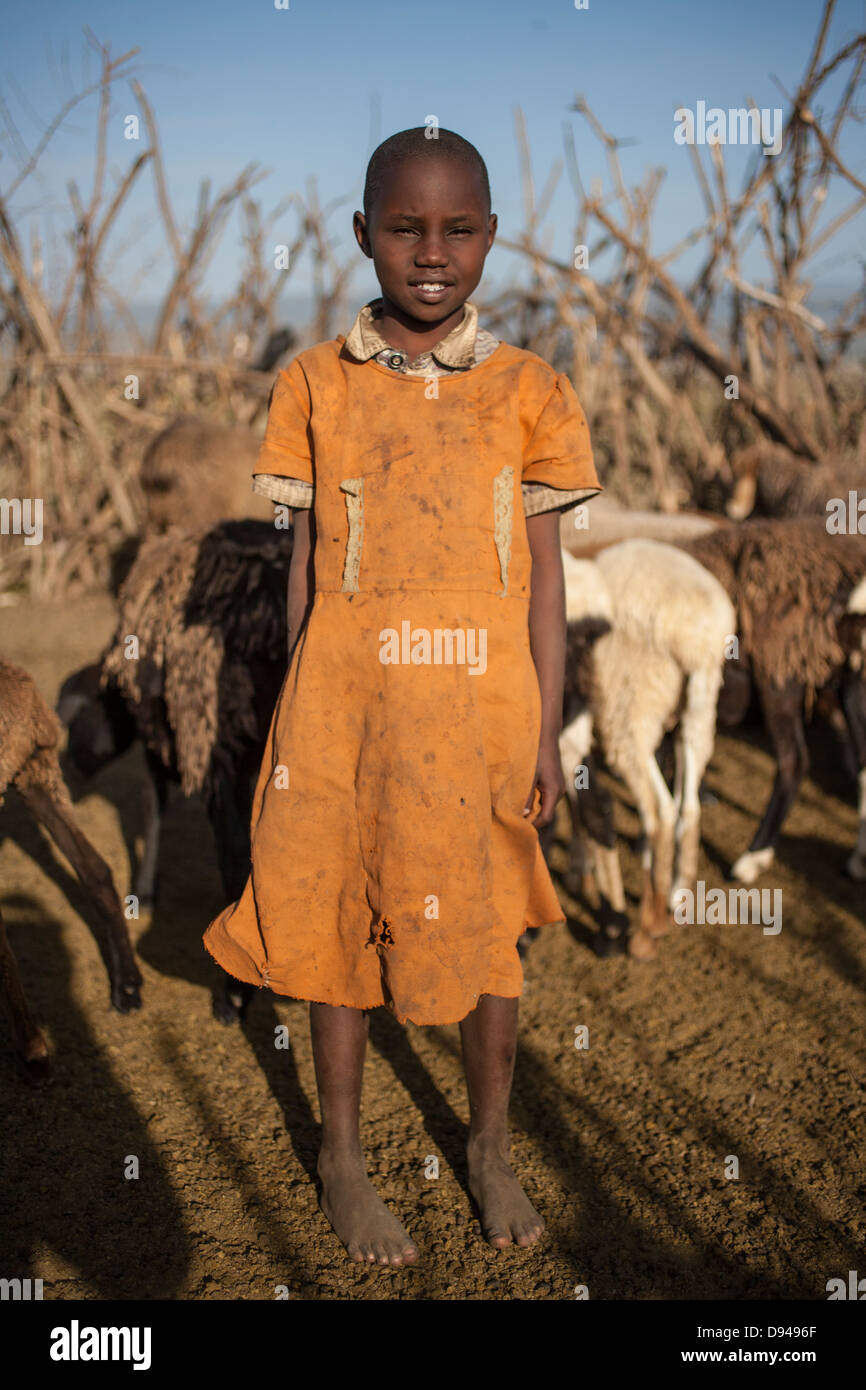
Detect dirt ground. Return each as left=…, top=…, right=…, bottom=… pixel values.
left=1, top=592, right=864, bottom=1302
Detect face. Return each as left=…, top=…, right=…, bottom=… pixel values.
left=353, top=155, right=496, bottom=328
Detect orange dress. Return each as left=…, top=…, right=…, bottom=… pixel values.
left=203, top=334, right=599, bottom=1024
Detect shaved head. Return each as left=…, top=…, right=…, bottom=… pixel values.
left=363, top=127, right=491, bottom=223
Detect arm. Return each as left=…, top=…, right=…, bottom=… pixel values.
left=523, top=508, right=566, bottom=828
left=287, top=508, right=316, bottom=662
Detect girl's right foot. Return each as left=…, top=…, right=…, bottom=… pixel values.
left=317, top=1150, right=419, bottom=1266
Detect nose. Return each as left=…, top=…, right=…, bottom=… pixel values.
left=414, top=234, right=449, bottom=268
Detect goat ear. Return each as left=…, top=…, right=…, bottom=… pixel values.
left=587, top=616, right=612, bottom=645
left=568, top=615, right=612, bottom=649
left=56, top=663, right=102, bottom=723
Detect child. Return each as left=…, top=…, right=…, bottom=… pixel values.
left=203, top=127, right=600, bottom=1267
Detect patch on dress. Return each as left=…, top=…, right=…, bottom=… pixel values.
left=339, top=477, right=364, bottom=592
left=493, top=465, right=513, bottom=595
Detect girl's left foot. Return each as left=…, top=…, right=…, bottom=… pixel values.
left=466, top=1137, right=545, bottom=1249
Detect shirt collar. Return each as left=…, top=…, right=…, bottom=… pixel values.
left=344, top=297, right=479, bottom=369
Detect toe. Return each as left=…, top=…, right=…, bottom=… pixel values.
left=516, top=1223, right=542, bottom=1246
left=487, top=1226, right=512, bottom=1249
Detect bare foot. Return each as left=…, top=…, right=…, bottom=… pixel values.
left=467, top=1137, right=545, bottom=1249
left=317, top=1149, right=419, bottom=1267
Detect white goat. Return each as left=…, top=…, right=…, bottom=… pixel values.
left=559, top=539, right=736, bottom=960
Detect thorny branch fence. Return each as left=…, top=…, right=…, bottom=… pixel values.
left=1, top=8, right=864, bottom=598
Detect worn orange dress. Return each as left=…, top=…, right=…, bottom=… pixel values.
left=203, top=335, right=599, bottom=1024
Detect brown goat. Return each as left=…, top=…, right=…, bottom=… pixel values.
left=680, top=519, right=866, bottom=882
left=726, top=441, right=866, bottom=522
left=139, top=416, right=273, bottom=531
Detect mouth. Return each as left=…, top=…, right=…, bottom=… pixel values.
left=408, top=281, right=455, bottom=303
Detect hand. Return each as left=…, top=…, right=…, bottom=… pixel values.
left=522, top=736, right=565, bottom=829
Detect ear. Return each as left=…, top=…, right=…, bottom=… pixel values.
left=353, top=210, right=373, bottom=258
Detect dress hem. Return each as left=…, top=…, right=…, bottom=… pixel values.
left=203, top=912, right=566, bottom=1027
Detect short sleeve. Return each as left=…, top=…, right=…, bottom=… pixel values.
left=252, top=358, right=315, bottom=507
left=522, top=372, right=600, bottom=513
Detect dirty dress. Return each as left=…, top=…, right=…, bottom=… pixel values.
left=203, top=334, right=599, bottom=1025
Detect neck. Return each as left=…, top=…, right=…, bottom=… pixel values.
left=375, top=296, right=465, bottom=357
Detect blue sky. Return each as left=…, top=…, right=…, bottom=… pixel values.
left=3, top=0, right=864, bottom=332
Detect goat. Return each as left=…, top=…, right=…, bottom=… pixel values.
left=58, top=519, right=292, bottom=1023
left=553, top=540, right=735, bottom=960
left=680, top=518, right=866, bottom=882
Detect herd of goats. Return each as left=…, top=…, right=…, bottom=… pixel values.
left=2, top=408, right=866, bottom=1081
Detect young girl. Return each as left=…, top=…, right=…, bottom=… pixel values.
left=204, top=127, right=600, bottom=1267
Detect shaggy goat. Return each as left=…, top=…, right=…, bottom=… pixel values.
left=556, top=539, right=736, bottom=960
left=139, top=417, right=270, bottom=531
left=0, top=659, right=142, bottom=1080
left=138, top=330, right=295, bottom=532
left=58, top=519, right=292, bottom=1022
left=680, top=518, right=866, bottom=882
left=726, top=441, right=866, bottom=522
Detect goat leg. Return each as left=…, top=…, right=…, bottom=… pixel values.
left=135, top=749, right=168, bottom=912
left=557, top=728, right=629, bottom=955
left=208, top=768, right=257, bottom=1024
left=573, top=771, right=629, bottom=956
left=18, top=784, right=142, bottom=1013
left=674, top=666, right=722, bottom=897
left=840, top=669, right=866, bottom=879
left=0, top=902, right=51, bottom=1082
left=730, top=677, right=807, bottom=884
left=629, top=754, right=676, bottom=959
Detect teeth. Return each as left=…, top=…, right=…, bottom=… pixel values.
left=417, top=283, right=446, bottom=290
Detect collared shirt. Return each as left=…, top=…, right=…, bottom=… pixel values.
left=343, top=296, right=499, bottom=375
left=253, top=298, right=590, bottom=518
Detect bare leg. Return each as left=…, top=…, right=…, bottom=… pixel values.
left=460, top=994, right=544, bottom=1249
left=310, top=1002, right=418, bottom=1266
